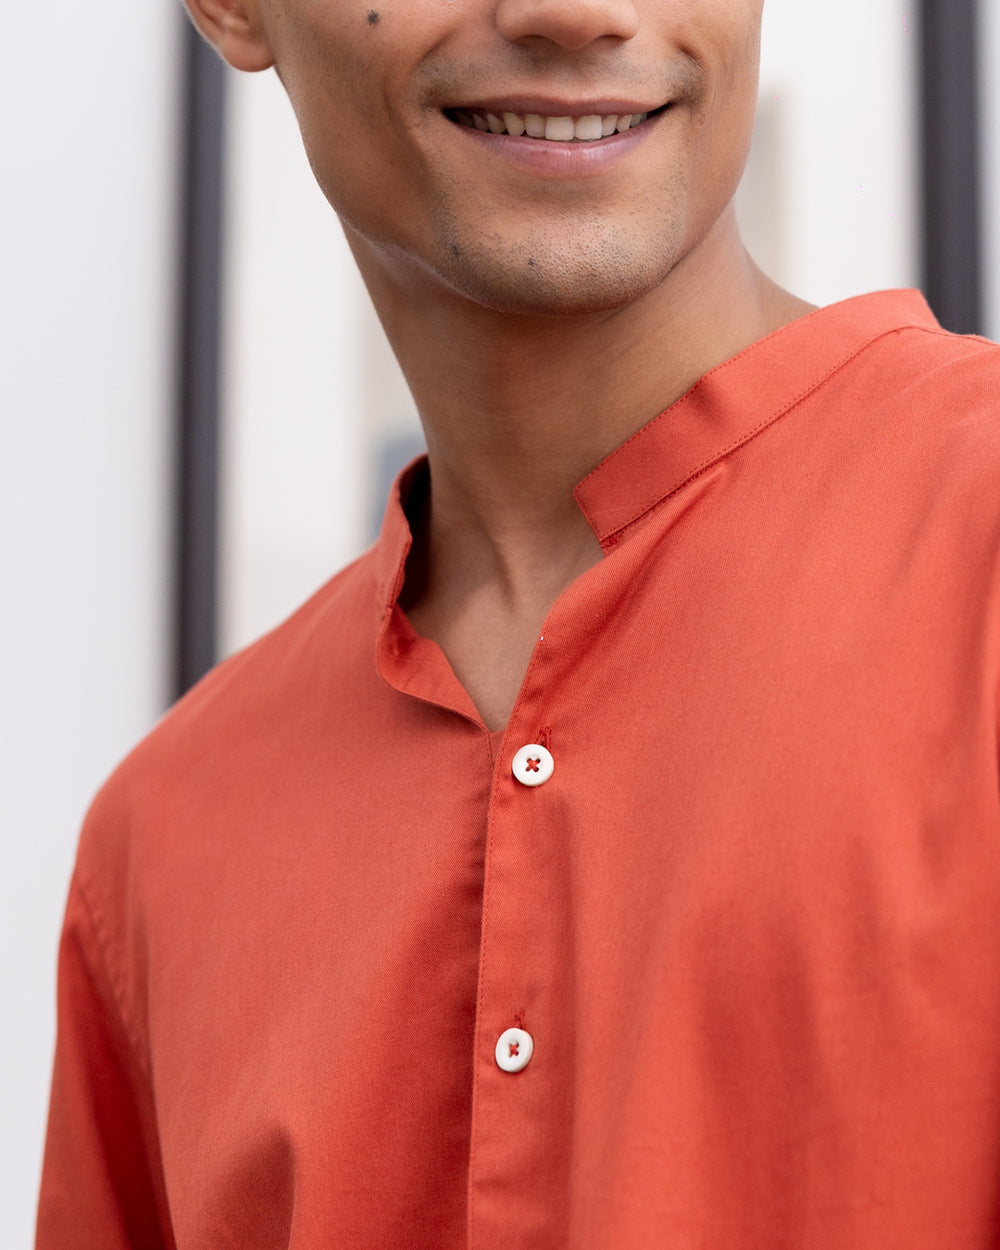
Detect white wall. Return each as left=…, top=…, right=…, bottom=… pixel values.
left=750, top=0, right=919, bottom=304
left=219, top=72, right=383, bottom=654
left=1, top=2, right=179, bottom=1244
left=220, top=3, right=920, bottom=656
left=219, top=70, right=422, bottom=656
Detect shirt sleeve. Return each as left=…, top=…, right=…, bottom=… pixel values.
left=35, top=875, right=175, bottom=1249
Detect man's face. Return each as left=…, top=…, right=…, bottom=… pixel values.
left=254, top=0, right=764, bottom=316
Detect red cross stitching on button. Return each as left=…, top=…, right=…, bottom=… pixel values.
left=512, top=743, right=554, bottom=787
left=496, top=1027, right=534, bottom=1072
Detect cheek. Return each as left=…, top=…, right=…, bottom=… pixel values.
left=268, top=1, right=449, bottom=175
left=274, top=14, right=374, bottom=126
left=679, top=21, right=761, bottom=218
left=266, top=16, right=402, bottom=218
left=702, top=11, right=762, bottom=153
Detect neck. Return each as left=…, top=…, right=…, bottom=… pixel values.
left=355, top=208, right=810, bottom=577
left=350, top=207, right=813, bottom=729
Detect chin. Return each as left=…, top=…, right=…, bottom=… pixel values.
left=431, top=222, right=682, bottom=319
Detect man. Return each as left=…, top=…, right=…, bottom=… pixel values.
left=36, top=1, right=1000, bottom=1247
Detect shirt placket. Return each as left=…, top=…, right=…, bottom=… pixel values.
left=462, top=492, right=712, bottom=1249
left=468, top=680, right=573, bottom=1249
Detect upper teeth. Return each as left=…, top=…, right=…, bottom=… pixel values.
left=457, top=110, right=649, bottom=141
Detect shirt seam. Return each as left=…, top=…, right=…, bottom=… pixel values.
left=72, top=869, right=153, bottom=1083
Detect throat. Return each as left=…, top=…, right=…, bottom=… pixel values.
left=398, top=453, right=605, bottom=729
left=405, top=592, right=570, bottom=733
left=402, top=524, right=604, bottom=732
left=439, top=626, right=542, bottom=734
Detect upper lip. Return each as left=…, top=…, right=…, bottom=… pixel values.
left=444, top=97, right=668, bottom=117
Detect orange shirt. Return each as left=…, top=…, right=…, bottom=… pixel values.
left=38, top=291, right=1000, bottom=1249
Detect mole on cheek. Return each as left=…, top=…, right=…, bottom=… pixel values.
left=366, top=9, right=380, bottom=25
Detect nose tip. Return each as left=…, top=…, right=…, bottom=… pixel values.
left=495, top=0, right=640, bottom=51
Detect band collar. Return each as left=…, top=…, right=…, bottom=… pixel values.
left=375, top=289, right=942, bottom=609
left=575, top=289, right=941, bottom=549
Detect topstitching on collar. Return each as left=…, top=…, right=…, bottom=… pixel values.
left=371, top=290, right=941, bottom=600
left=574, top=289, right=941, bottom=547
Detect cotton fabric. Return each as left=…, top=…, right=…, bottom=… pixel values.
left=37, top=291, right=1000, bottom=1248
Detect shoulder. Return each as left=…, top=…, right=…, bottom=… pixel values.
left=72, top=546, right=382, bottom=901
left=895, top=326, right=1000, bottom=500
left=893, top=315, right=1000, bottom=374
left=160, top=545, right=379, bottom=746
left=867, top=319, right=1000, bottom=435
left=824, top=312, right=1000, bottom=496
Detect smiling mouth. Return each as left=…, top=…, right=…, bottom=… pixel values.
left=446, top=106, right=667, bottom=143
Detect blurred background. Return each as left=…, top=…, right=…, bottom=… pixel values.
left=2, top=0, right=996, bottom=1241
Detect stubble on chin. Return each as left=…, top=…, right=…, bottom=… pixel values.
left=426, top=195, right=688, bottom=319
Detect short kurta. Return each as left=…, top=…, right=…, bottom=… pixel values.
left=37, top=291, right=1000, bottom=1249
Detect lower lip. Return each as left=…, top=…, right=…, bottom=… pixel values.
left=450, top=111, right=664, bottom=178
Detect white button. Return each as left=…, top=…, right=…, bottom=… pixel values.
left=495, top=1027, right=534, bottom=1073
left=512, top=744, right=554, bottom=787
